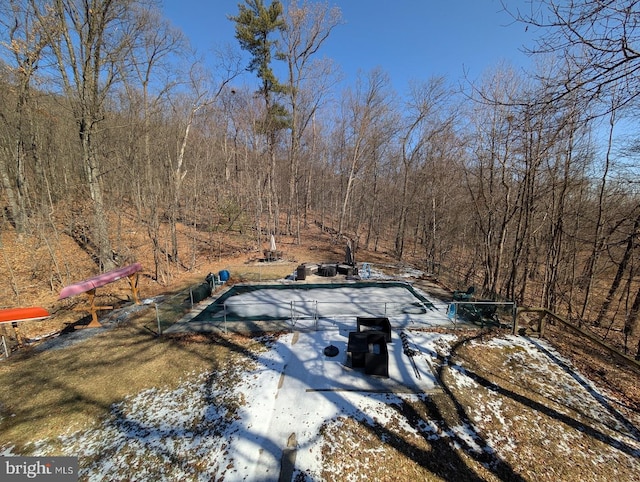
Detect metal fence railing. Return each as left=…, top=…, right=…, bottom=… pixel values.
left=446, top=301, right=517, bottom=329
left=220, top=298, right=432, bottom=333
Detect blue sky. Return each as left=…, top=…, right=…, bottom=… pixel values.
left=161, top=0, right=537, bottom=94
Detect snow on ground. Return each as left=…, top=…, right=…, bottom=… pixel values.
left=13, top=267, right=640, bottom=480
left=28, top=296, right=166, bottom=353
left=30, top=328, right=452, bottom=480
left=169, top=277, right=464, bottom=335
left=24, top=327, right=640, bottom=481
left=478, top=335, right=639, bottom=432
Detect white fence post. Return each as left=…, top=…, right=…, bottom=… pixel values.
left=290, top=300, right=295, bottom=326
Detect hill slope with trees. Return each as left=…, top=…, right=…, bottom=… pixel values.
left=0, top=0, right=639, bottom=362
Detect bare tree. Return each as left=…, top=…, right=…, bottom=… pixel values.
left=337, top=68, right=396, bottom=237
left=579, top=105, right=616, bottom=323
left=32, top=0, right=153, bottom=270
left=511, top=0, right=640, bottom=113
left=280, top=0, right=341, bottom=242
left=0, top=0, right=54, bottom=234
left=464, top=66, right=523, bottom=296
left=118, top=7, right=185, bottom=281
left=539, top=99, right=589, bottom=313
left=162, top=54, right=239, bottom=269
left=597, top=212, right=640, bottom=326
left=394, top=77, right=453, bottom=260
left=626, top=280, right=640, bottom=359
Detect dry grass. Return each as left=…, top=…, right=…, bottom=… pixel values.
left=441, top=333, right=640, bottom=482
left=318, top=396, right=501, bottom=482
left=311, top=326, right=639, bottom=482
left=0, top=319, right=265, bottom=452
left=543, top=323, right=640, bottom=411
left=0, top=218, right=366, bottom=456
left=0, top=215, right=639, bottom=480
left=1, top=316, right=639, bottom=480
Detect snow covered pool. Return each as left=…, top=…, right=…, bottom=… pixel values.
left=168, top=280, right=458, bottom=334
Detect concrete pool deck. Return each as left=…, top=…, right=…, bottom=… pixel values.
left=165, top=278, right=469, bottom=335
left=160, top=277, right=479, bottom=479
left=163, top=278, right=463, bottom=395
left=218, top=328, right=452, bottom=480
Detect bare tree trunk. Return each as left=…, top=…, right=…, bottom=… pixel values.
left=2, top=0, right=52, bottom=235
left=625, top=284, right=640, bottom=360
left=365, top=164, right=379, bottom=249
left=81, top=119, right=114, bottom=270
left=281, top=2, right=340, bottom=237
left=338, top=69, right=393, bottom=236
left=34, top=0, right=134, bottom=271
left=268, top=134, right=279, bottom=235
left=170, top=116, right=191, bottom=264
left=542, top=110, right=579, bottom=311
left=580, top=108, right=615, bottom=324
left=596, top=213, right=640, bottom=326
left=394, top=164, right=410, bottom=260
left=338, top=149, right=359, bottom=236
left=0, top=154, right=23, bottom=233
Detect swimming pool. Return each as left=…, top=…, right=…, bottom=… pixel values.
left=175, top=280, right=453, bottom=333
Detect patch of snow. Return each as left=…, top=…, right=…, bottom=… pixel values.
left=17, top=325, right=640, bottom=479
left=1, top=446, right=16, bottom=456
left=448, top=363, right=479, bottom=389
left=448, top=423, right=485, bottom=455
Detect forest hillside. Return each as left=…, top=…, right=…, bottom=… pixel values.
left=1, top=1, right=639, bottom=362
left=0, top=205, right=638, bottom=416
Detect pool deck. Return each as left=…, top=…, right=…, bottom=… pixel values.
left=167, top=287, right=448, bottom=394
left=165, top=276, right=472, bottom=335
left=160, top=274, right=496, bottom=480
